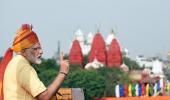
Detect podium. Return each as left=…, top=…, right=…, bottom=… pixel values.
left=52, top=88, right=85, bottom=100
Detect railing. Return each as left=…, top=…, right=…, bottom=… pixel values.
left=95, top=96, right=170, bottom=100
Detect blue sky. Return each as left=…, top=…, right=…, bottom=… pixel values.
left=0, top=0, right=170, bottom=59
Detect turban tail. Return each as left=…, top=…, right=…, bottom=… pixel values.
left=0, top=48, right=13, bottom=100
left=0, top=24, right=39, bottom=100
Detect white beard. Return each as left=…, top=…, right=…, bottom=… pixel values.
left=35, top=59, right=42, bottom=64
left=26, top=53, right=42, bottom=64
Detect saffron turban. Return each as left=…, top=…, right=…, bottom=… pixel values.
left=12, top=24, right=39, bottom=52
left=0, top=24, right=40, bottom=100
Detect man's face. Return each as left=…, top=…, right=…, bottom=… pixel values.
left=24, top=42, right=43, bottom=64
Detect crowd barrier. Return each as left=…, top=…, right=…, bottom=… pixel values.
left=95, top=96, right=170, bottom=100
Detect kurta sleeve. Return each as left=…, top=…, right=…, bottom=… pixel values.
left=18, top=65, right=46, bottom=97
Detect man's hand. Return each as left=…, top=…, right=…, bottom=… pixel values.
left=59, top=52, right=69, bottom=74
left=36, top=52, right=70, bottom=100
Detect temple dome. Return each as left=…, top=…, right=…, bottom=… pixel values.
left=86, top=32, right=94, bottom=44
left=74, top=29, right=84, bottom=43
left=106, top=29, right=116, bottom=45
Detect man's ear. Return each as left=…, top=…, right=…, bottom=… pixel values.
left=20, top=49, right=26, bottom=56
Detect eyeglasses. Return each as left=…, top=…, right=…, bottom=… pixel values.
left=25, top=46, right=42, bottom=51
left=30, top=46, right=42, bottom=51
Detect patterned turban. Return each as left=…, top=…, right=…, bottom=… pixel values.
left=12, top=24, right=39, bottom=52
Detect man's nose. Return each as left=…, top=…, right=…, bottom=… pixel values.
left=39, top=49, right=43, bottom=55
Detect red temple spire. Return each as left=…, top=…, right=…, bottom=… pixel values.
left=107, top=39, right=122, bottom=67
left=69, top=40, right=84, bottom=67
left=88, top=32, right=107, bottom=65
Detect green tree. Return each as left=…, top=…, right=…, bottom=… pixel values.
left=34, top=58, right=130, bottom=100
left=83, top=54, right=89, bottom=66
left=97, top=67, right=129, bottom=97
left=63, top=65, right=129, bottom=100
left=63, top=65, right=105, bottom=100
